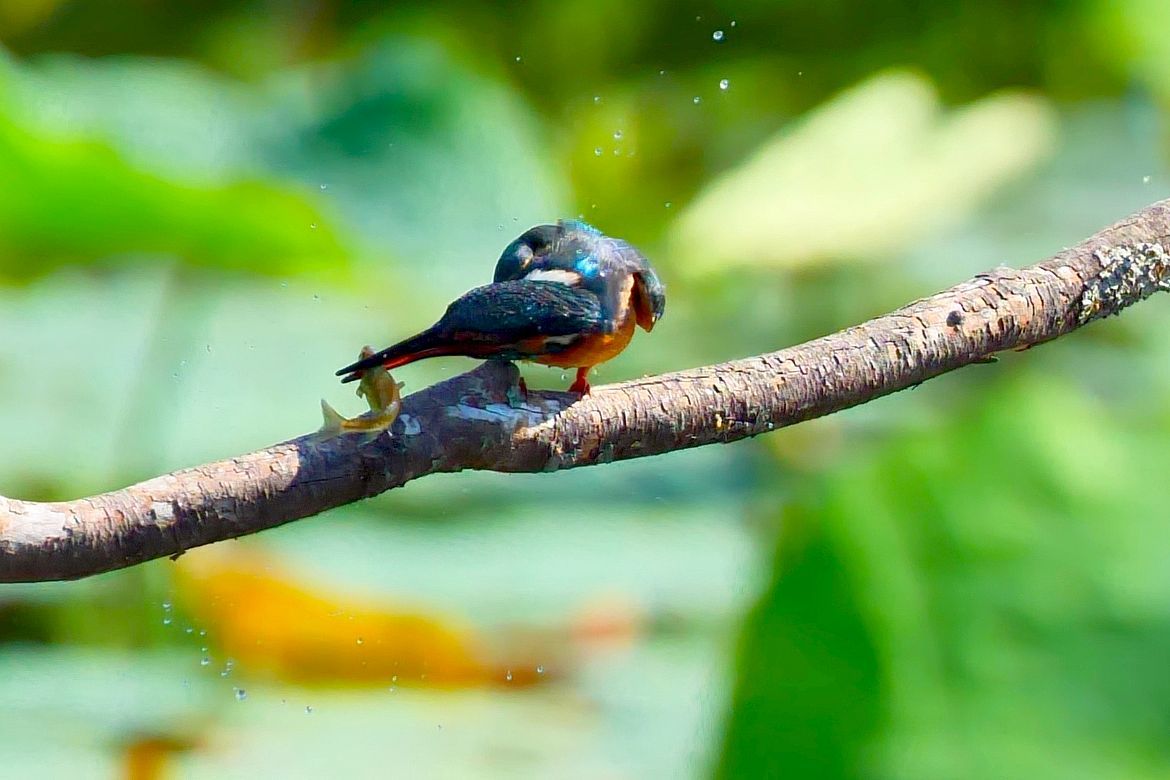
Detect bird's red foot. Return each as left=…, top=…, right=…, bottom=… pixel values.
left=568, top=367, right=591, bottom=395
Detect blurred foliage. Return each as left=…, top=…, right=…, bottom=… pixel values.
left=722, top=374, right=1170, bottom=779
left=175, top=546, right=551, bottom=687
left=673, top=70, right=1056, bottom=272
left=1, top=0, right=1170, bottom=776
left=0, top=56, right=346, bottom=279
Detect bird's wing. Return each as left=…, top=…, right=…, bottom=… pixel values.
left=436, top=280, right=604, bottom=358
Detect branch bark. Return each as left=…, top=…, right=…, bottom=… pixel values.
left=5, top=200, right=1170, bottom=583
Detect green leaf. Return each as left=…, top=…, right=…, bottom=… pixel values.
left=721, top=374, right=1170, bottom=779
left=0, top=57, right=345, bottom=279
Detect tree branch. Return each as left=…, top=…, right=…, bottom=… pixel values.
left=4, top=200, right=1170, bottom=583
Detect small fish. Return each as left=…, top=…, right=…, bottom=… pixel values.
left=320, top=346, right=403, bottom=434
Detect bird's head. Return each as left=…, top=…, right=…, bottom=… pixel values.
left=493, top=221, right=665, bottom=330
left=493, top=220, right=606, bottom=282
left=493, top=223, right=563, bottom=282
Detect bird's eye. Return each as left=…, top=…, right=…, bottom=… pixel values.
left=516, top=244, right=534, bottom=268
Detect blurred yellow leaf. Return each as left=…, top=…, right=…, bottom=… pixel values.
left=673, top=70, right=1056, bottom=273
left=175, top=547, right=550, bottom=688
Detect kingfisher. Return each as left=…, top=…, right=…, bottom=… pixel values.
left=336, top=220, right=665, bottom=395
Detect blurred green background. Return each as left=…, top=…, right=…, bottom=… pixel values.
left=2, top=1, right=1170, bottom=777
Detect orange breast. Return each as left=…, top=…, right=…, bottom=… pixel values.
left=535, top=313, right=636, bottom=368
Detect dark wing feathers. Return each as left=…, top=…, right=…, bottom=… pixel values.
left=437, top=280, right=603, bottom=342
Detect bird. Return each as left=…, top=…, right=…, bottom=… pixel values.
left=336, top=220, right=665, bottom=395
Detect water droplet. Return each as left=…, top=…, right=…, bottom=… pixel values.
left=730, top=20, right=737, bottom=27
left=356, top=637, right=364, bottom=645
left=310, top=223, right=318, bottom=230
left=505, top=670, right=513, bottom=682
left=234, top=687, right=247, bottom=701
left=185, top=627, right=193, bottom=634
left=305, top=705, right=313, bottom=714
left=659, top=69, right=666, bottom=76
left=162, top=602, right=172, bottom=610
left=613, top=130, right=623, bottom=141
left=199, top=629, right=207, bottom=637
left=200, top=657, right=210, bottom=666
left=593, top=95, right=601, bottom=104
left=536, top=665, right=545, bottom=674
left=162, top=616, right=172, bottom=625
left=713, top=30, right=724, bottom=41
left=664, top=201, right=672, bottom=208
left=613, top=148, right=620, bottom=156
left=220, top=659, right=235, bottom=678
left=515, top=55, right=522, bottom=62
left=319, top=183, right=327, bottom=190
left=693, top=96, right=702, bottom=104
left=719, top=78, right=730, bottom=90
left=1144, top=175, right=1152, bottom=184
left=594, top=147, right=603, bottom=157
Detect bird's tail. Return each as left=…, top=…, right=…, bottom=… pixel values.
left=336, top=328, right=457, bottom=383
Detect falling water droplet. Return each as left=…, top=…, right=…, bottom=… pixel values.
left=730, top=20, right=737, bottom=27
left=719, top=78, right=730, bottom=90
left=162, top=616, right=172, bottom=626
left=319, top=183, right=327, bottom=191
left=664, top=201, right=672, bottom=208
left=693, top=96, right=702, bottom=104
left=613, top=130, right=623, bottom=140
left=200, top=657, right=210, bottom=667
left=356, top=637, right=364, bottom=645
left=1144, top=175, right=1152, bottom=184
left=515, top=55, right=522, bottom=62
left=310, top=223, right=318, bottom=230
left=305, top=705, right=314, bottom=714
left=505, top=670, right=513, bottom=682
left=536, top=665, right=545, bottom=674
left=713, top=30, right=724, bottom=41
left=593, top=95, right=601, bottom=104
left=234, top=688, right=247, bottom=702
left=594, top=148, right=603, bottom=157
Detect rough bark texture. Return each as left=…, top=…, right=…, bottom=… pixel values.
left=4, top=199, right=1170, bottom=583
